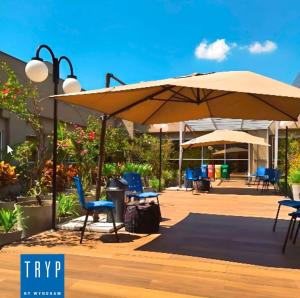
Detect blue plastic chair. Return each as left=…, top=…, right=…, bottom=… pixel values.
left=73, top=176, right=119, bottom=243
left=185, top=168, right=199, bottom=191
left=261, top=168, right=274, bottom=191
left=193, top=167, right=202, bottom=180
left=123, top=172, right=160, bottom=205
left=255, top=167, right=266, bottom=189
left=273, top=197, right=300, bottom=232
left=282, top=210, right=300, bottom=253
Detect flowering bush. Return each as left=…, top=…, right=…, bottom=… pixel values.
left=56, top=117, right=100, bottom=189
left=0, top=161, right=18, bottom=187
left=0, top=62, right=47, bottom=189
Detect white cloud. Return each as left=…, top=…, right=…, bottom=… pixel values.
left=248, top=40, right=277, bottom=54
left=194, top=39, right=232, bottom=62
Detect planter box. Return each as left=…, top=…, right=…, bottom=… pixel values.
left=0, top=201, right=15, bottom=210
left=292, top=184, right=300, bottom=201
left=0, top=230, right=22, bottom=247
left=16, top=200, right=52, bottom=239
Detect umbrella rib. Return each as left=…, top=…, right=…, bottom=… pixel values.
left=201, top=91, right=233, bottom=103
left=151, top=98, right=194, bottom=103
left=248, top=93, right=296, bottom=120
left=142, top=87, right=186, bottom=124
left=108, top=85, right=173, bottom=118
left=169, top=88, right=195, bottom=101
left=191, top=88, right=197, bottom=100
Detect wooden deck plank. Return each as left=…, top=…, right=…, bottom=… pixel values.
left=0, top=180, right=299, bottom=298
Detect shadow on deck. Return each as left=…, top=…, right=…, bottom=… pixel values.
left=137, top=213, right=300, bottom=269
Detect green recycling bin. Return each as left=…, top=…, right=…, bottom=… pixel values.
left=221, top=164, right=230, bottom=179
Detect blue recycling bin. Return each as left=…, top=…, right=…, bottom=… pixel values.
left=201, top=164, right=208, bottom=179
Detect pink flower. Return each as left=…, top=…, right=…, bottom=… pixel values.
left=80, top=149, right=88, bottom=155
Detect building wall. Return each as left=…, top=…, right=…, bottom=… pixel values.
left=0, top=51, right=134, bottom=152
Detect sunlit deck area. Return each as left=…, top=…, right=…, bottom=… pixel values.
left=1, top=180, right=300, bottom=298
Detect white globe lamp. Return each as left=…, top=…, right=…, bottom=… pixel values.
left=62, top=76, right=81, bottom=94
left=25, top=59, right=48, bottom=82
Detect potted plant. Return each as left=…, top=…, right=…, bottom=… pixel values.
left=0, top=206, right=23, bottom=247
left=57, top=193, right=79, bottom=224
left=16, top=180, right=52, bottom=238
left=289, top=170, right=300, bottom=200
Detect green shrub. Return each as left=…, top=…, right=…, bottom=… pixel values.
left=103, top=163, right=117, bottom=178
left=149, top=177, right=165, bottom=192
left=0, top=206, right=23, bottom=233
left=289, top=170, right=300, bottom=184
left=57, top=193, right=79, bottom=219
left=162, top=169, right=177, bottom=187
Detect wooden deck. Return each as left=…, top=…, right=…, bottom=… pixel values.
left=1, top=180, right=300, bottom=297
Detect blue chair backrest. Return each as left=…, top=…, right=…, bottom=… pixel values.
left=193, top=167, right=202, bottom=179
left=123, top=172, right=143, bottom=192
left=257, top=167, right=266, bottom=177
left=185, top=168, right=194, bottom=180
left=266, top=168, right=275, bottom=180
left=73, top=176, right=85, bottom=207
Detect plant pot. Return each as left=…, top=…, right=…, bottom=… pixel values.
left=0, top=230, right=22, bottom=247
left=292, top=184, right=300, bottom=201
left=0, top=201, right=15, bottom=210
left=16, top=200, right=52, bottom=239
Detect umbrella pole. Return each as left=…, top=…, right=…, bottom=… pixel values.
left=95, top=73, right=126, bottom=204
left=178, top=122, right=184, bottom=188
left=95, top=115, right=108, bottom=200
left=159, top=128, right=162, bottom=192
left=95, top=73, right=111, bottom=202
left=285, top=126, right=289, bottom=197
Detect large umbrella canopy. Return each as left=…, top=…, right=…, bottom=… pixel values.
left=53, top=71, right=300, bottom=124
left=181, top=130, right=270, bottom=149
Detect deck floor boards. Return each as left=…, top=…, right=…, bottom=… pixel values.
left=1, top=180, right=299, bottom=297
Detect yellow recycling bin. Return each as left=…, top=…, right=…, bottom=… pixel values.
left=215, top=165, right=221, bottom=179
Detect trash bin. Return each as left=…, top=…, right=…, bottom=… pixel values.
left=106, top=178, right=128, bottom=223
left=215, top=165, right=221, bottom=179
left=208, top=164, right=215, bottom=179
left=201, top=164, right=208, bottom=178
left=221, top=164, right=230, bottom=179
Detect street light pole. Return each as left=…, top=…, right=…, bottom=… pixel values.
left=25, top=44, right=81, bottom=230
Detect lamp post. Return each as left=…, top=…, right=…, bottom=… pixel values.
left=25, top=44, right=81, bottom=230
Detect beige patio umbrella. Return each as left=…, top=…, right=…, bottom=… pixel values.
left=53, top=71, right=300, bottom=197
left=54, top=71, right=300, bottom=124
left=181, top=130, right=270, bottom=149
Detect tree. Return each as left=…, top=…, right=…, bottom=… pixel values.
left=0, top=62, right=47, bottom=188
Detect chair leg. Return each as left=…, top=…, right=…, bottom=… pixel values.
left=282, top=216, right=294, bottom=253
left=290, top=217, right=297, bottom=240
left=156, top=196, right=160, bottom=207
left=110, top=209, right=120, bottom=243
left=273, top=203, right=281, bottom=232
left=80, top=211, right=89, bottom=244
left=293, top=220, right=300, bottom=244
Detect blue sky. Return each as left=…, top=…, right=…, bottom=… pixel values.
left=1, top=0, right=300, bottom=89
